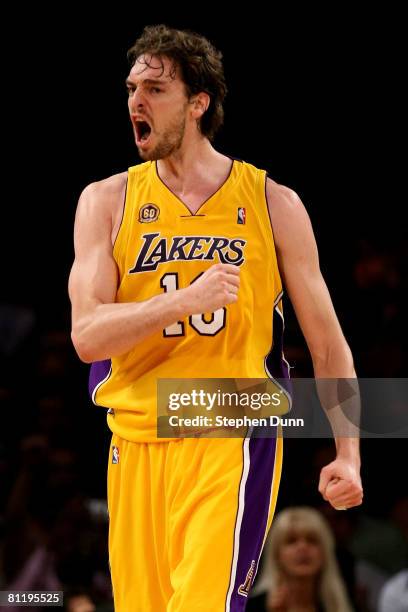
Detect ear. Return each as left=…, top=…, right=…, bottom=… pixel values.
left=190, top=92, right=210, bottom=119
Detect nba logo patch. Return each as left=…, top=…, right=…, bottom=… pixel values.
left=112, top=446, right=120, bottom=464
left=237, top=207, right=246, bottom=224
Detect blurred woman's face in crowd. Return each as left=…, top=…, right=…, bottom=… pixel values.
left=278, top=528, right=324, bottom=577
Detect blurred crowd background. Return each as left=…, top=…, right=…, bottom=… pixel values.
left=1, top=9, right=406, bottom=612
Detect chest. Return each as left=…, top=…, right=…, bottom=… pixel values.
left=159, top=184, right=218, bottom=215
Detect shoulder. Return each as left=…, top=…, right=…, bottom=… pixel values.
left=265, top=176, right=302, bottom=213
left=80, top=171, right=128, bottom=205
left=76, top=171, right=128, bottom=220
left=381, top=569, right=408, bottom=597
left=264, top=177, right=314, bottom=252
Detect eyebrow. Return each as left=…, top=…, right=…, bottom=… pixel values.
left=125, top=78, right=168, bottom=87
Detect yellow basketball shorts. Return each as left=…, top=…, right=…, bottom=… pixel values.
left=107, top=432, right=283, bottom=611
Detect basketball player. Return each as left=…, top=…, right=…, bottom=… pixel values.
left=69, top=25, right=363, bottom=611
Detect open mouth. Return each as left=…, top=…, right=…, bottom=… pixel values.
left=135, top=120, right=152, bottom=144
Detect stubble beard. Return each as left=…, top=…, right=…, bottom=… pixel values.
left=138, top=108, right=187, bottom=161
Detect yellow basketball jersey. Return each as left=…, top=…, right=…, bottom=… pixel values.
left=89, top=159, right=288, bottom=442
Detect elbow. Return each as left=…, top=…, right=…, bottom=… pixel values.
left=71, top=329, right=94, bottom=363
left=311, top=341, right=355, bottom=377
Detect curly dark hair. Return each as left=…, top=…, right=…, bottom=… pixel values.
left=127, top=24, right=227, bottom=141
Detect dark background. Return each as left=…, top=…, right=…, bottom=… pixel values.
left=0, top=7, right=406, bottom=610
left=4, top=9, right=406, bottom=323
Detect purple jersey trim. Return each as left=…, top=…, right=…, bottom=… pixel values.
left=265, top=300, right=292, bottom=398
left=89, top=359, right=112, bottom=404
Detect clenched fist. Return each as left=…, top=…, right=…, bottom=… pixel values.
left=182, top=263, right=240, bottom=315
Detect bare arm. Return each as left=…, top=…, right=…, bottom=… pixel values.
left=69, top=177, right=240, bottom=363
left=266, top=179, right=363, bottom=509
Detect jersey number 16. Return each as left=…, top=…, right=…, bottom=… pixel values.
left=160, top=272, right=226, bottom=337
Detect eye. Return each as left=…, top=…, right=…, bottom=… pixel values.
left=305, top=535, right=319, bottom=545
left=126, top=86, right=135, bottom=96
left=151, top=87, right=162, bottom=94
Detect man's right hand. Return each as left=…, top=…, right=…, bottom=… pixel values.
left=181, top=263, right=240, bottom=315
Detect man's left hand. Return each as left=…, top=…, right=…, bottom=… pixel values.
left=318, top=458, right=363, bottom=510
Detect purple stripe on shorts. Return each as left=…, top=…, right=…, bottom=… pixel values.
left=88, top=359, right=111, bottom=400
left=228, top=434, right=277, bottom=611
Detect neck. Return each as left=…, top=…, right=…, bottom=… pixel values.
left=285, top=576, right=319, bottom=609
left=156, top=135, right=228, bottom=192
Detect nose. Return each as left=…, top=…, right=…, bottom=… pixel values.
left=128, top=87, right=145, bottom=113
left=294, top=537, right=309, bottom=550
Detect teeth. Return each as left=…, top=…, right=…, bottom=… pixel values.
left=135, top=121, right=151, bottom=143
